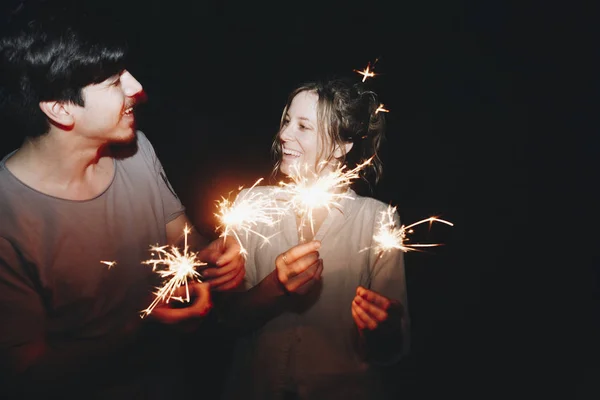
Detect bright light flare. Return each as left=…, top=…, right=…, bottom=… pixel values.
left=140, top=225, right=206, bottom=318
left=277, top=157, right=373, bottom=242
left=100, top=260, right=116, bottom=269
left=372, top=205, right=454, bottom=255
left=375, top=103, right=389, bottom=113
left=215, top=178, right=287, bottom=255
left=354, top=62, right=377, bottom=82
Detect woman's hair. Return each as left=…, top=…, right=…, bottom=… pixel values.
left=271, top=78, right=386, bottom=191
left=0, top=2, right=129, bottom=139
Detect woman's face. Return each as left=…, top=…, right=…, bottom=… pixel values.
left=278, top=90, right=328, bottom=177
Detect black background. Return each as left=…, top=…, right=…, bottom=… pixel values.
left=1, top=1, right=597, bottom=398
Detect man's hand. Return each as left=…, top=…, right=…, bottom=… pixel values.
left=198, top=236, right=245, bottom=291
left=274, top=240, right=322, bottom=295
left=149, top=282, right=212, bottom=325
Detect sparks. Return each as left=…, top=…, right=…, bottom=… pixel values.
left=140, top=225, right=206, bottom=318
left=100, top=260, right=116, bottom=269
left=353, top=61, right=377, bottom=82
left=215, top=178, right=287, bottom=256
left=372, top=205, right=454, bottom=255
left=375, top=103, right=389, bottom=114
left=354, top=63, right=376, bottom=82
left=276, top=157, right=373, bottom=242
left=363, top=205, right=453, bottom=287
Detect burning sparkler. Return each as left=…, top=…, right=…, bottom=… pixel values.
left=364, top=205, right=454, bottom=286
left=276, top=157, right=373, bottom=243
left=354, top=61, right=377, bottom=82
left=372, top=205, right=453, bottom=255
left=100, top=260, right=116, bottom=269
left=140, top=225, right=206, bottom=318
left=375, top=103, right=389, bottom=114
left=215, top=178, right=287, bottom=256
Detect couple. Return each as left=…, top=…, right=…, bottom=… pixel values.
left=0, top=4, right=408, bottom=399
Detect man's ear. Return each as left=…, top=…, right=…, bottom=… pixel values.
left=333, top=142, right=354, bottom=158
left=39, top=101, right=75, bottom=129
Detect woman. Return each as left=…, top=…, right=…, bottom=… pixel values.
left=214, top=78, right=409, bottom=400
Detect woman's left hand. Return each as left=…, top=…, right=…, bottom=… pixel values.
left=351, top=286, right=393, bottom=331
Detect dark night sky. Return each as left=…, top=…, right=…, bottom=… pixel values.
left=1, top=0, right=597, bottom=398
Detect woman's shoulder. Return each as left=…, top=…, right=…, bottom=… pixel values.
left=351, top=191, right=392, bottom=212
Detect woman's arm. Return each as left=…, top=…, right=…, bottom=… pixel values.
left=215, top=240, right=323, bottom=330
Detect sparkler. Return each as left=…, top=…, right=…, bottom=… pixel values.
left=100, top=260, right=116, bottom=269
left=140, top=225, right=206, bottom=318
left=375, top=103, right=389, bottom=114
left=215, top=178, right=287, bottom=256
left=276, top=157, right=373, bottom=243
left=354, top=61, right=377, bottom=82
left=365, top=205, right=454, bottom=287
left=372, top=205, right=453, bottom=255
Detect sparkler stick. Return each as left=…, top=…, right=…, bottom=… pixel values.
left=140, top=225, right=206, bottom=318
left=215, top=178, right=287, bottom=256
left=276, top=157, right=373, bottom=243
left=365, top=205, right=453, bottom=287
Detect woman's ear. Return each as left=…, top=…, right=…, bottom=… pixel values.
left=39, top=101, right=75, bottom=129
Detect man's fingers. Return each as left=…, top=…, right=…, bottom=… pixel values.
left=201, top=257, right=242, bottom=278
left=150, top=283, right=212, bottom=324
left=211, top=266, right=245, bottom=291
left=209, top=265, right=245, bottom=291
left=191, top=281, right=211, bottom=299
left=215, top=236, right=243, bottom=266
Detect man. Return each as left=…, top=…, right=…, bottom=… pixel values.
left=0, top=2, right=244, bottom=398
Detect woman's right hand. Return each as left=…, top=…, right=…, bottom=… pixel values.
left=275, top=240, right=323, bottom=295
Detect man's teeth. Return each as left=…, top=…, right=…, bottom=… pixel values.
left=123, top=107, right=133, bottom=115
left=283, top=148, right=301, bottom=157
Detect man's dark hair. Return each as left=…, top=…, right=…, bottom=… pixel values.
left=0, top=1, right=130, bottom=139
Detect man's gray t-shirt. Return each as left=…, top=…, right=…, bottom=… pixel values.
left=0, top=131, right=185, bottom=396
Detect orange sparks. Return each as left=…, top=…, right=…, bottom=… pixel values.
left=100, top=260, right=117, bottom=269
left=215, top=178, right=287, bottom=256
left=371, top=206, right=454, bottom=255
left=140, top=225, right=206, bottom=318
left=276, top=157, right=373, bottom=242
left=375, top=103, right=389, bottom=113
left=354, top=62, right=377, bottom=82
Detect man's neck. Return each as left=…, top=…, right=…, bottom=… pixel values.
left=5, top=130, right=115, bottom=201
